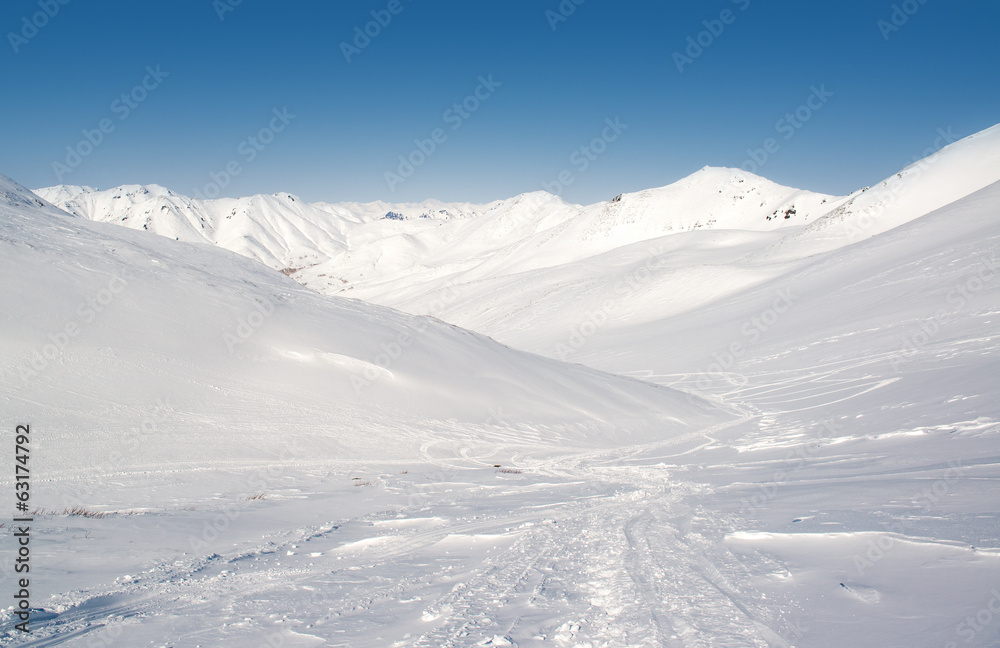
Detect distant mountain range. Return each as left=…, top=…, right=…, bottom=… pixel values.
left=34, top=123, right=1000, bottom=360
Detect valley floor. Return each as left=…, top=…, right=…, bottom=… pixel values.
left=4, top=171, right=1000, bottom=646
left=6, top=345, right=999, bottom=648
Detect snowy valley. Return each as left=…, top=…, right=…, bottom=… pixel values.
left=2, top=124, right=1000, bottom=647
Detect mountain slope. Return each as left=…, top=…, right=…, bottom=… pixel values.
left=36, top=167, right=842, bottom=298
left=310, top=125, right=1000, bottom=361
left=757, top=123, right=1000, bottom=262
left=34, top=183, right=353, bottom=272
left=6, top=138, right=1000, bottom=646
left=2, top=172, right=727, bottom=507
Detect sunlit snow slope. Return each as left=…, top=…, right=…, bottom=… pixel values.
left=36, top=166, right=843, bottom=298
left=330, top=124, right=1000, bottom=360
left=2, top=172, right=724, bottom=506
left=5, top=124, right=1000, bottom=648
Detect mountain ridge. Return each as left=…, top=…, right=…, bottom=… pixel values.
left=35, top=165, right=844, bottom=283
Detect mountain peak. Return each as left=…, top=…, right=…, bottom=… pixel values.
left=0, top=174, right=70, bottom=218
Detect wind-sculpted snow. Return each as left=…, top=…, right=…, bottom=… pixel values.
left=5, top=124, right=1000, bottom=647
left=3, top=172, right=722, bottom=461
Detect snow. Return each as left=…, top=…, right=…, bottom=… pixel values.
left=36, top=167, right=842, bottom=299
left=756, top=123, right=1000, bottom=262
left=4, top=123, right=1000, bottom=646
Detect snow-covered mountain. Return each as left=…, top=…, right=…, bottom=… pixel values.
left=6, top=123, right=1000, bottom=646
left=36, top=165, right=843, bottom=290
left=32, top=184, right=495, bottom=273
left=757, top=123, right=1000, bottom=262
left=306, top=125, right=1000, bottom=358
left=312, top=197, right=489, bottom=223
left=3, top=172, right=718, bottom=460
left=39, top=126, right=1000, bottom=321
left=34, top=183, right=352, bottom=272
left=36, top=125, right=1000, bottom=366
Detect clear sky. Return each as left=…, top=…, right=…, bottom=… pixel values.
left=2, top=0, right=998, bottom=204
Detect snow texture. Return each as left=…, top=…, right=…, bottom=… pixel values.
left=2, top=123, right=999, bottom=647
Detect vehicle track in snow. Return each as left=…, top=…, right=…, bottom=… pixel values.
left=11, top=407, right=792, bottom=647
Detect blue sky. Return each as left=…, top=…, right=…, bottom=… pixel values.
left=2, top=0, right=998, bottom=204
